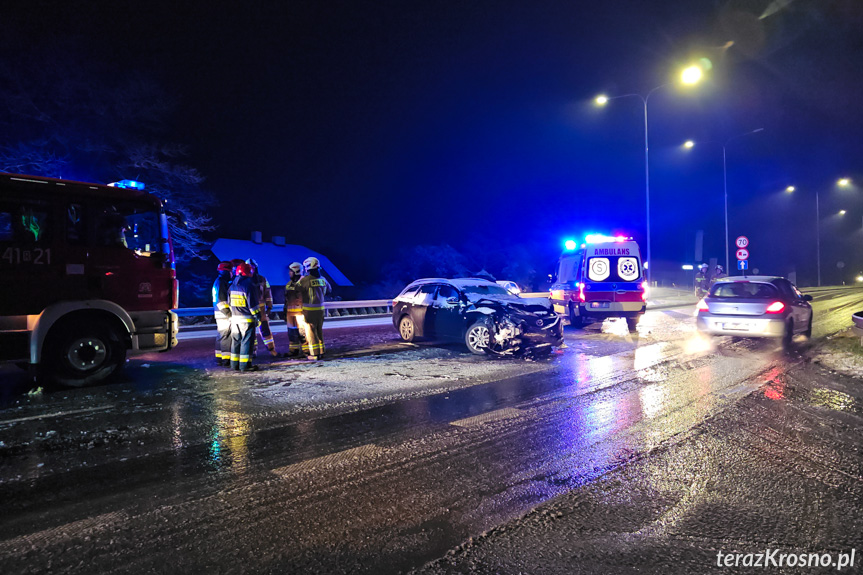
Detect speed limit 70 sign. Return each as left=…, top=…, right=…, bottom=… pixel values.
left=735, top=236, right=749, bottom=248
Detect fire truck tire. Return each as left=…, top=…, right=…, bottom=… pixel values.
left=568, top=306, right=584, bottom=329
left=44, top=320, right=127, bottom=387
left=626, top=316, right=640, bottom=333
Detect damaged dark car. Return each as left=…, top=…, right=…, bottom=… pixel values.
left=392, top=278, right=563, bottom=356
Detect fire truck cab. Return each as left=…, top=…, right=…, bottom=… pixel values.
left=550, top=235, right=647, bottom=332
left=0, top=173, right=179, bottom=387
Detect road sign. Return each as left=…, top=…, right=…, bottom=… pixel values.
left=736, top=248, right=749, bottom=261
left=735, top=236, right=749, bottom=248
left=738, top=260, right=748, bottom=271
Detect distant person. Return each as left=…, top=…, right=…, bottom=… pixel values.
left=229, top=263, right=261, bottom=372
left=695, top=263, right=711, bottom=297
left=99, top=211, right=129, bottom=248
left=299, top=257, right=331, bottom=360
left=713, top=264, right=727, bottom=283
left=246, top=258, right=279, bottom=357
left=283, top=262, right=306, bottom=358
left=212, top=261, right=233, bottom=367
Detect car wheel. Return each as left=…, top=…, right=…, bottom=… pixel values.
left=626, top=317, right=639, bottom=333
left=398, top=315, right=416, bottom=342
left=781, top=318, right=794, bottom=350
left=44, top=320, right=126, bottom=387
left=465, top=321, right=492, bottom=355
left=803, top=315, right=813, bottom=338
left=568, top=306, right=584, bottom=329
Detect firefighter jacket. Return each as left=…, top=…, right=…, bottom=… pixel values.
left=251, top=273, right=274, bottom=312
left=212, top=271, right=232, bottom=320
left=299, top=270, right=331, bottom=312
left=229, top=276, right=261, bottom=324
left=284, top=278, right=304, bottom=316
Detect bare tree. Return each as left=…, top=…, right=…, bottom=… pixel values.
left=0, top=46, right=216, bottom=264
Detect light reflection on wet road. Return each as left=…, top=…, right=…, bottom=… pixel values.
left=0, top=288, right=862, bottom=573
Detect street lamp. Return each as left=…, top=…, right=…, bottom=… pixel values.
left=785, top=186, right=795, bottom=192
left=683, top=128, right=765, bottom=272
left=594, top=63, right=705, bottom=283
left=683, top=140, right=695, bottom=149
left=722, top=129, right=764, bottom=272
left=838, top=178, right=851, bottom=187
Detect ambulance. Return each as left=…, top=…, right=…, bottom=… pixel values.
left=550, top=234, right=647, bottom=332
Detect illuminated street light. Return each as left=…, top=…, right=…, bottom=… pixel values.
left=857, top=275, right=863, bottom=283
left=785, top=186, right=795, bottom=193
left=681, top=65, right=703, bottom=85
left=839, top=210, right=847, bottom=215
left=594, top=64, right=706, bottom=282
left=683, top=140, right=695, bottom=149
left=838, top=178, right=851, bottom=187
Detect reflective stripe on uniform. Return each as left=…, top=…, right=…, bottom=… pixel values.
left=303, top=304, right=325, bottom=311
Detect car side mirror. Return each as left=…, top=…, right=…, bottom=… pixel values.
left=803, top=294, right=813, bottom=302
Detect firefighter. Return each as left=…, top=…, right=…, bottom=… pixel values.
left=299, top=256, right=331, bottom=360
left=283, top=262, right=307, bottom=357
left=246, top=258, right=279, bottom=357
left=694, top=263, right=711, bottom=297
left=229, top=263, right=261, bottom=372
left=713, top=264, right=727, bottom=283
left=212, top=261, right=233, bottom=366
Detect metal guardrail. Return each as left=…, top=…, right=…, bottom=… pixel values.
left=174, top=300, right=393, bottom=320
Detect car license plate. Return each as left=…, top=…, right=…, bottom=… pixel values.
left=722, top=322, right=750, bottom=331
left=590, top=302, right=609, bottom=309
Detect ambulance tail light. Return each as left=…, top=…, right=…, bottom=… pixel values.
left=696, top=298, right=709, bottom=312
left=765, top=301, right=786, bottom=314
left=641, top=281, right=649, bottom=301
left=578, top=283, right=585, bottom=302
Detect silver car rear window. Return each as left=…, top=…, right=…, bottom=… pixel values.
left=710, top=282, right=778, bottom=298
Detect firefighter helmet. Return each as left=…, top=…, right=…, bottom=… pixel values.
left=303, top=257, right=320, bottom=270
left=217, top=261, right=233, bottom=272
left=245, top=258, right=259, bottom=270
left=236, top=263, right=254, bottom=277
left=288, top=262, right=303, bottom=274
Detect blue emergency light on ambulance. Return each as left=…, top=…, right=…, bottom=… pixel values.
left=551, top=233, right=646, bottom=332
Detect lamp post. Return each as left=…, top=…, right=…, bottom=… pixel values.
left=594, top=65, right=703, bottom=284
left=683, top=128, right=764, bottom=272
left=722, top=128, right=764, bottom=272
left=787, top=178, right=851, bottom=287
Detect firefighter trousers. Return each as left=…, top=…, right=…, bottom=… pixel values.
left=230, top=321, right=256, bottom=371
left=215, top=316, right=232, bottom=363
left=302, top=309, right=325, bottom=358
left=255, top=314, right=278, bottom=356
left=285, top=313, right=307, bottom=356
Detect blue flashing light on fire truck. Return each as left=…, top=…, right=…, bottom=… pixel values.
left=550, top=233, right=647, bottom=332
left=0, top=173, right=179, bottom=386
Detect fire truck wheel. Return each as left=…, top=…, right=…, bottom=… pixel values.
left=626, top=317, right=640, bottom=333
left=45, top=321, right=127, bottom=387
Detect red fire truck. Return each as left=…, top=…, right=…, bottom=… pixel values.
left=550, top=234, right=647, bottom=332
left=0, top=173, right=179, bottom=386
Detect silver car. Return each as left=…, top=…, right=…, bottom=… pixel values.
left=695, top=276, right=813, bottom=346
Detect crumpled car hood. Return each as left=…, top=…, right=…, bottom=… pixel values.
left=468, top=295, right=553, bottom=315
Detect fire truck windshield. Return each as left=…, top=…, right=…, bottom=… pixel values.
left=95, top=204, right=164, bottom=256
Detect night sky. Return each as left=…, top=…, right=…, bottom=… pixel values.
left=5, top=0, right=863, bottom=286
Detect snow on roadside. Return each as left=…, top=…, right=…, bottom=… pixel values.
left=812, top=328, right=863, bottom=377
left=209, top=346, right=557, bottom=415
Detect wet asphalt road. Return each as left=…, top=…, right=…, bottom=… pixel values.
left=1, top=288, right=862, bottom=574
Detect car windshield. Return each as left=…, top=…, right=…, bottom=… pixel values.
left=710, top=282, right=779, bottom=298
left=461, top=284, right=510, bottom=297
